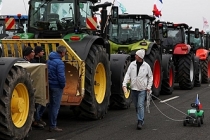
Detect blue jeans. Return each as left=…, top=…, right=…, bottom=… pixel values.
left=34, top=103, right=46, bottom=121
left=132, top=90, right=146, bottom=122
left=48, top=88, right=63, bottom=128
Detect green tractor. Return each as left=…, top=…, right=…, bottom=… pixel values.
left=0, top=0, right=133, bottom=139
left=108, top=14, right=175, bottom=96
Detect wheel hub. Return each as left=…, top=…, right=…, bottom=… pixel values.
left=11, top=98, right=25, bottom=113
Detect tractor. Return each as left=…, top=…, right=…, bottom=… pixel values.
left=0, top=0, right=132, bottom=139
left=191, top=29, right=210, bottom=83
left=159, top=22, right=202, bottom=89
left=108, top=14, right=175, bottom=96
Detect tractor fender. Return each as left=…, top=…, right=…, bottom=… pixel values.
left=145, top=42, right=159, bottom=55
left=195, top=48, right=209, bottom=60
left=161, top=54, right=173, bottom=78
left=173, top=44, right=191, bottom=55
left=110, top=54, right=130, bottom=94
left=0, top=57, right=24, bottom=95
left=67, top=35, right=108, bottom=60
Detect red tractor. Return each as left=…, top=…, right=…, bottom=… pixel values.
left=160, top=23, right=201, bottom=89
left=193, top=29, right=210, bottom=83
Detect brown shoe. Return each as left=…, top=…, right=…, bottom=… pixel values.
left=38, top=119, right=46, bottom=126
left=32, top=121, right=44, bottom=129
left=49, top=127, right=63, bottom=132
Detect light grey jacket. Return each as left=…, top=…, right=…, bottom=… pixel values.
left=122, top=60, right=153, bottom=91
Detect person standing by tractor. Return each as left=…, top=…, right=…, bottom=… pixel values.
left=122, top=49, right=153, bottom=130
left=34, top=46, right=46, bottom=63
left=23, top=47, right=35, bottom=62
left=31, top=46, right=47, bottom=129
left=47, top=45, right=66, bottom=132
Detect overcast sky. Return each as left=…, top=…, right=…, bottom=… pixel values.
left=100, top=0, right=210, bottom=30
left=1, top=0, right=209, bottom=30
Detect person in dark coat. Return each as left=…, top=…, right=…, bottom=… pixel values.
left=31, top=46, right=47, bottom=129
left=23, top=47, right=35, bottom=62
left=47, top=45, right=66, bottom=132
left=33, top=46, right=46, bottom=63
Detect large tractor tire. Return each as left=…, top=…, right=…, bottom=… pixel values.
left=0, top=66, right=34, bottom=140
left=177, top=52, right=195, bottom=89
left=144, top=47, right=162, bottom=97
left=73, top=44, right=111, bottom=120
left=201, top=55, right=210, bottom=83
left=194, top=56, right=202, bottom=87
left=110, top=54, right=132, bottom=109
left=161, top=54, right=174, bottom=95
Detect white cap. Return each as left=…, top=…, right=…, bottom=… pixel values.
left=136, top=49, right=145, bottom=59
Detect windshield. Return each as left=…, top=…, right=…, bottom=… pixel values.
left=29, top=0, right=92, bottom=31
left=188, top=33, right=202, bottom=49
left=109, top=18, right=148, bottom=44
left=162, top=29, right=183, bottom=46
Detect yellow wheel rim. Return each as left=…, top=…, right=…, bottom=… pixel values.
left=11, top=83, right=29, bottom=128
left=94, top=63, right=106, bottom=104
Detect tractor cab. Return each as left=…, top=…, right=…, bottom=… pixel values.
left=28, top=0, right=96, bottom=38
left=108, top=14, right=155, bottom=46
left=185, top=28, right=204, bottom=52
left=159, top=23, right=190, bottom=54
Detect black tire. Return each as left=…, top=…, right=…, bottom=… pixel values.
left=0, top=66, right=34, bottom=140
left=72, top=44, right=111, bottom=120
left=201, top=55, right=210, bottom=83
left=177, top=52, right=195, bottom=90
left=197, top=117, right=201, bottom=127
left=201, top=114, right=204, bottom=124
left=194, top=57, right=201, bottom=87
left=183, top=120, right=187, bottom=126
left=161, top=55, right=174, bottom=95
left=110, top=56, right=132, bottom=109
left=144, top=47, right=162, bottom=97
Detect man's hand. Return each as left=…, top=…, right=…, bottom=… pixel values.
left=146, top=88, right=151, bottom=93
left=122, top=86, right=128, bottom=94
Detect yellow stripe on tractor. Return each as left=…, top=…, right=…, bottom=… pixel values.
left=1, top=39, right=85, bottom=106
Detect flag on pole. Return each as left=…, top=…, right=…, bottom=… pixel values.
left=115, top=0, right=127, bottom=14
left=195, top=94, right=202, bottom=110
left=203, top=17, right=209, bottom=31
left=153, top=0, right=163, bottom=17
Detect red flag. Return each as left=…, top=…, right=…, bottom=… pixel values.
left=153, top=0, right=163, bottom=17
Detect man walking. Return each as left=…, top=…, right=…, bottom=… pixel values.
left=122, top=49, right=153, bottom=130
left=47, top=45, right=66, bottom=132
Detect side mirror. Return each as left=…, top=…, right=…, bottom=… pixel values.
left=162, top=24, right=168, bottom=38
left=111, top=6, right=118, bottom=24
left=195, top=28, right=199, bottom=38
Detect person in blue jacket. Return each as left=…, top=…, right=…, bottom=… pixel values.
left=47, top=45, right=66, bottom=132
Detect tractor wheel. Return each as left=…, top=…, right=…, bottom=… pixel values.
left=0, top=66, right=34, bottom=140
left=73, top=44, right=111, bottom=120
left=177, top=52, right=195, bottom=90
left=194, top=57, right=201, bottom=87
left=201, top=55, right=210, bottom=83
left=161, top=55, right=174, bottom=95
left=144, top=48, right=162, bottom=97
left=110, top=56, right=132, bottom=109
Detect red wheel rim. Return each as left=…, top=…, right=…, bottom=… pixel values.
left=153, top=60, right=161, bottom=88
left=169, top=68, right=173, bottom=87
